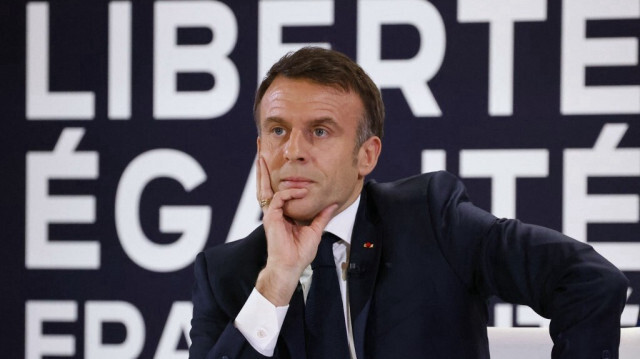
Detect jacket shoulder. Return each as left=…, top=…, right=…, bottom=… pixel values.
left=367, top=171, right=462, bottom=205
left=203, top=225, right=265, bottom=261
left=200, top=226, right=267, bottom=296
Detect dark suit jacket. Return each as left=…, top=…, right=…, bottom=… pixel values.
left=189, top=171, right=628, bottom=359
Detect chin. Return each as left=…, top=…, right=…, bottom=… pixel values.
left=282, top=201, right=320, bottom=224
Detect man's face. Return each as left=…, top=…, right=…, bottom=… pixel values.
left=257, top=76, right=380, bottom=222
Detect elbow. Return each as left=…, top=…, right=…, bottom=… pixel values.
left=597, top=265, right=629, bottom=311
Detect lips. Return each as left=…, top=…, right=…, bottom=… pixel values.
left=279, top=176, right=314, bottom=189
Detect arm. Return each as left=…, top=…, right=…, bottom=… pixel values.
left=482, top=220, right=628, bottom=358
left=428, top=171, right=629, bottom=358
left=254, top=156, right=337, bottom=306
left=189, top=252, right=271, bottom=359
left=189, top=157, right=338, bottom=358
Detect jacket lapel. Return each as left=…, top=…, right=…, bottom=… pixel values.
left=348, top=188, right=382, bottom=358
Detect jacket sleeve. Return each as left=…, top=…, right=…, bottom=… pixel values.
left=189, top=252, right=270, bottom=359
left=428, top=171, right=629, bottom=359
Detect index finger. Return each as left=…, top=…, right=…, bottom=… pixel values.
left=257, top=156, right=274, bottom=201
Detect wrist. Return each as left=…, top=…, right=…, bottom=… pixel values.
left=255, top=265, right=300, bottom=306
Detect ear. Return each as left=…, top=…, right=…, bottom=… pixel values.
left=256, top=136, right=261, bottom=154
left=357, top=136, right=381, bottom=178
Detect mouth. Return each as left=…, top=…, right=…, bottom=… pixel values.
left=279, top=177, right=314, bottom=189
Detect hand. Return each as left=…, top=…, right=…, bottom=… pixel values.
left=255, top=156, right=338, bottom=306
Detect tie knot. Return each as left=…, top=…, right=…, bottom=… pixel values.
left=322, top=231, right=341, bottom=244
left=311, top=232, right=340, bottom=269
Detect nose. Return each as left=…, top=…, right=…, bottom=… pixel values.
left=284, top=129, right=308, bottom=162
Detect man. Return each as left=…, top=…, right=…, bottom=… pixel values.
left=189, top=47, right=628, bottom=359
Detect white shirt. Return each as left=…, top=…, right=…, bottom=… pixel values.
left=235, top=197, right=361, bottom=358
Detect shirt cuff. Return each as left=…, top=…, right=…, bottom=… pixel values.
left=234, top=288, right=289, bottom=357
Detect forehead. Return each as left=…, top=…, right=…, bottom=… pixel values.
left=259, top=77, right=363, bottom=125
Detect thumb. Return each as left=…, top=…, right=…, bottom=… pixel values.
left=309, top=204, right=339, bottom=234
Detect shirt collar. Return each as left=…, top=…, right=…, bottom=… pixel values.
left=324, top=196, right=360, bottom=245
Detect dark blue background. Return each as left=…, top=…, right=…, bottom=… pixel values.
left=1, top=0, right=638, bottom=357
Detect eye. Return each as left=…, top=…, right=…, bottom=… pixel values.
left=313, top=128, right=327, bottom=137
left=272, top=127, right=285, bottom=136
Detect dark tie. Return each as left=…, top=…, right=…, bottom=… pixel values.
left=305, top=232, right=350, bottom=359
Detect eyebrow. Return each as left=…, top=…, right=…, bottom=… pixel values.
left=309, top=117, right=339, bottom=128
left=262, top=117, right=286, bottom=127
left=262, top=116, right=340, bottom=129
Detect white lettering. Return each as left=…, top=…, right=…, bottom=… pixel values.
left=154, top=1, right=239, bottom=119
left=421, top=149, right=447, bottom=173
left=115, top=149, right=210, bottom=272
left=85, top=301, right=145, bottom=359
left=621, top=288, right=640, bottom=327
left=561, top=0, right=640, bottom=114
left=563, top=123, right=640, bottom=270
left=458, top=0, right=547, bottom=116
left=493, top=303, right=513, bottom=327
left=26, top=128, right=100, bottom=269
left=155, top=302, right=193, bottom=358
left=226, top=156, right=261, bottom=242
left=26, top=3, right=94, bottom=119
left=358, top=0, right=446, bottom=117
left=26, top=301, right=77, bottom=359
left=460, top=149, right=549, bottom=218
left=258, top=0, right=334, bottom=82
left=109, top=1, right=132, bottom=120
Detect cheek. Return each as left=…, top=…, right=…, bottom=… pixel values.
left=261, top=144, right=283, bottom=165
left=261, top=141, right=277, bottom=154
left=261, top=135, right=286, bottom=151
left=330, top=161, right=359, bottom=186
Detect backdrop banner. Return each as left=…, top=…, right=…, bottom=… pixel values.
left=1, top=0, right=639, bottom=357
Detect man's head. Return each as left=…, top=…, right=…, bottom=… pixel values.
left=254, top=47, right=384, bottom=150
left=255, top=47, right=384, bottom=222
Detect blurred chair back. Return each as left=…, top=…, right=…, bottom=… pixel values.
left=487, top=327, right=640, bottom=358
